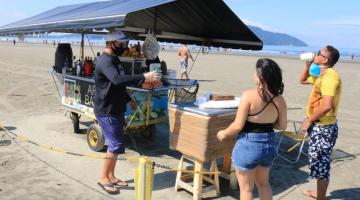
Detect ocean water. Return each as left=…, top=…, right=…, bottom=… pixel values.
left=260, top=45, right=360, bottom=60
left=2, top=36, right=359, bottom=60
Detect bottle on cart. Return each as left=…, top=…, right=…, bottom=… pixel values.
left=76, top=60, right=82, bottom=76
left=84, top=59, right=93, bottom=77
left=62, top=57, right=69, bottom=74
left=93, top=52, right=101, bottom=72
left=73, top=58, right=77, bottom=71
left=81, top=61, right=85, bottom=76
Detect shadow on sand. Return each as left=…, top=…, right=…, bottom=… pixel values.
left=0, top=126, right=16, bottom=132
left=328, top=188, right=360, bottom=200
left=78, top=120, right=357, bottom=198
left=197, top=79, right=216, bottom=83
left=121, top=124, right=313, bottom=199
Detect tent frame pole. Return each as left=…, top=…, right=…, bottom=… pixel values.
left=80, top=33, right=84, bottom=60
left=153, top=8, right=158, bottom=35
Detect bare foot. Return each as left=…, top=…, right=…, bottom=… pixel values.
left=303, top=190, right=317, bottom=199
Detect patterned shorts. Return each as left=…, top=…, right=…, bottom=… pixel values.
left=180, top=59, right=188, bottom=73
left=308, top=123, right=338, bottom=180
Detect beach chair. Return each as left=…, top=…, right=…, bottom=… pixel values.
left=276, top=120, right=309, bottom=164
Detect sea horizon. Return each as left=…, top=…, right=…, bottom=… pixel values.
left=1, top=36, right=359, bottom=61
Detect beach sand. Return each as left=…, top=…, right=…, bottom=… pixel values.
left=0, top=42, right=359, bottom=199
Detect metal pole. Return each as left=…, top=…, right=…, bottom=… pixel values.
left=141, top=158, right=146, bottom=200
left=135, top=157, right=154, bottom=200
left=146, top=93, right=152, bottom=126
left=153, top=8, right=158, bottom=35
left=80, top=33, right=85, bottom=60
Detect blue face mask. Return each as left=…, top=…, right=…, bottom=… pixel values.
left=309, top=63, right=321, bottom=77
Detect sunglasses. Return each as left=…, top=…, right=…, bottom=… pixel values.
left=317, top=50, right=328, bottom=59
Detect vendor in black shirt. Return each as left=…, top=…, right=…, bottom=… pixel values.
left=94, top=30, right=159, bottom=194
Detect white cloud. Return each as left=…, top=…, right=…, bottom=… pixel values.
left=242, top=18, right=280, bottom=32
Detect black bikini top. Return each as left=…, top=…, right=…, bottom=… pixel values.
left=241, top=95, right=279, bottom=133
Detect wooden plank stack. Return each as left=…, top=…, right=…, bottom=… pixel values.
left=168, top=107, right=237, bottom=162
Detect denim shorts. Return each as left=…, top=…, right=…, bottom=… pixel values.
left=96, top=114, right=125, bottom=154
left=232, top=132, right=276, bottom=171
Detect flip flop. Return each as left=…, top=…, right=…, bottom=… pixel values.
left=303, top=190, right=317, bottom=199
left=97, top=182, right=119, bottom=194
left=112, top=179, right=128, bottom=187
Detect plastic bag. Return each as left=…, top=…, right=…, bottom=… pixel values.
left=142, top=31, right=160, bottom=60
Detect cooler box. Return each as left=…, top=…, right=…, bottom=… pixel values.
left=168, top=102, right=237, bottom=162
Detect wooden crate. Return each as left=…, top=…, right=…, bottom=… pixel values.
left=168, top=107, right=237, bottom=162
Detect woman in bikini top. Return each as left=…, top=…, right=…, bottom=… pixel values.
left=216, top=58, right=287, bottom=200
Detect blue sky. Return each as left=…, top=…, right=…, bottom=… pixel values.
left=0, top=0, right=359, bottom=49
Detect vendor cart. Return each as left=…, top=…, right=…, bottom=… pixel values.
left=1, top=1, right=263, bottom=198
left=53, top=70, right=197, bottom=152
left=0, top=1, right=263, bottom=151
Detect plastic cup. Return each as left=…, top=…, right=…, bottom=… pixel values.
left=149, top=63, right=161, bottom=73
left=300, top=52, right=315, bottom=61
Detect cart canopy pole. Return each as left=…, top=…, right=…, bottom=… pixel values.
left=80, top=33, right=84, bottom=60
left=153, top=8, right=157, bottom=35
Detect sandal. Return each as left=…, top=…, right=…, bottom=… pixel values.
left=303, top=190, right=317, bottom=199
left=112, top=179, right=128, bottom=187
left=97, top=182, right=119, bottom=194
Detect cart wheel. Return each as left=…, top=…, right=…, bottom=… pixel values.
left=141, top=125, right=154, bottom=139
left=70, top=112, right=81, bottom=134
left=87, top=124, right=105, bottom=152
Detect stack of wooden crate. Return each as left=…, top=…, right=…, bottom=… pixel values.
left=168, top=107, right=237, bottom=162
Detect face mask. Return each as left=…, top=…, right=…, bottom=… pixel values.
left=309, top=63, right=321, bottom=77
left=111, top=44, right=126, bottom=56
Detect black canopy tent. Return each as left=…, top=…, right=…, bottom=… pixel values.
left=0, top=0, right=262, bottom=50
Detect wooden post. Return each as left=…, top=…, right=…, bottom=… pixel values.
left=223, top=154, right=231, bottom=174
left=174, top=155, right=220, bottom=200
left=175, top=156, right=184, bottom=191
left=210, top=160, right=220, bottom=195
left=193, top=161, right=203, bottom=200
left=220, top=154, right=238, bottom=189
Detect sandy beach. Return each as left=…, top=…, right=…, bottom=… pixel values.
left=0, top=41, right=359, bottom=200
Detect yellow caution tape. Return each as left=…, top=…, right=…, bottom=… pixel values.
left=0, top=123, right=225, bottom=175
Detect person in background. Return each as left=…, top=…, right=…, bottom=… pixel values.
left=13, top=39, right=16, bottom=46
left=94, top=30, right=160, bottom=194
left=217, top=58, right=287, bottom=200
left=178, top=44, right=194, bottom=79
left=299, top=46, right=341, bottom=200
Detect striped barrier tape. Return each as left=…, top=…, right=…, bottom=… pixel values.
left=0, top=123, right=225, bottom=175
